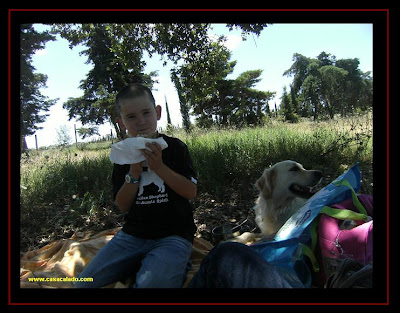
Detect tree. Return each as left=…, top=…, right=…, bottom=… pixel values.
left=335, top=58, right=372, bottom=115
left=171, top=70, right=192, bottom=131
left=318, top=65, right=348, bottom=119
left=171, top=40, right=237, bottom=129
left=280, top=86, right=298, bottom=123
left=283, top=53, right=311, bottom=94
left=52, top=23, right=218, bottom=135
left=317, top=51, right=336, bottom=67
left=284, top=52, right=373, bottom=120
left=52, top=23, right=270, bottom=135
left=77, top=126, right=100, bottom=140
left=20, top=24, right=57, bottom=151
left=56, top=125, right=72, bottom=146
left=171, top=37, right=274, bottom=128
left=280, top=84, right=300, bottom=123
left=230, top=70, right=275, bottom=126
left=300, top=59, right=321, bottom=120
left=54, top=24, right=156, bottom=139
left=226, top=23, right=269, bottom=38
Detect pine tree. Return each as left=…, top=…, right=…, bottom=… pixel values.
left=20, top=24, right=57, bottom=152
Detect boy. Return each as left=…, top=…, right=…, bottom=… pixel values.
left=74, top=83, right=197, bottom=288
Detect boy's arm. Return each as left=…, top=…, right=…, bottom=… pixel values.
left=142, top=142, right=197, bottom=200
left=115, top=163, right=143, bottom=212
left=154, top=164, right=197, bottom=200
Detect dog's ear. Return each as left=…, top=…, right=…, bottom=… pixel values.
left=256, top=169, right=275, bottom=199
left=255, top=175, right=265, bottom=192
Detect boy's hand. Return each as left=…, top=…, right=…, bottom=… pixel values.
left=129, top=162, right=143, bottom=178
left=142, top=142, right=164, bottom=172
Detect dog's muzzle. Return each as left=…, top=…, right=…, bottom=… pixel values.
left=289, top=171, right=323, bottom=198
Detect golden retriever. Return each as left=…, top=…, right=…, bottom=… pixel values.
left=232, top=160, right=322, bottom=244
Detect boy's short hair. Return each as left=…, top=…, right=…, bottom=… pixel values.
left=115, top=83, right=156, bottom=116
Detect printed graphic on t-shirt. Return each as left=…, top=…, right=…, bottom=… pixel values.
left=136, top=169, right=169, bottom=205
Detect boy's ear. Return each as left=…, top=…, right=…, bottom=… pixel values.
left=116, top=117, right=127, bottom=133
left=155, top=105, right=162, bottom=120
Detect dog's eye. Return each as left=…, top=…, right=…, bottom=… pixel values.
left=289, top=166, right=300, bottom=172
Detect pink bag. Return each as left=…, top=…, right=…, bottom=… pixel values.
left=317, top=194, right=373, bottom=281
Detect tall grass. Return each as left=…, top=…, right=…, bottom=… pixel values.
left=20, top=146, right=116, bottom=249
left=169, top=114, right=372, bottom=197
left=20, top=148, right=113, bottom=209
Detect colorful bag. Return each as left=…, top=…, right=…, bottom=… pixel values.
left=317, top=193, right=373, bottom=282
left=250, top=163, right=363, bottom=288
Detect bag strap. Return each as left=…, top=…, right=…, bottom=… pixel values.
left=332, top=179, right=367, bottom=215
left=301, top=243, right=320, bottom=272
left=319, top=206, right=371, bottom=222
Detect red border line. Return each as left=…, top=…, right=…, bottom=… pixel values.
left=7, top=8, right=390, bottom=12
left=9, top=302, right=390, bottom=306
left=8, top=8, right=12, bottom=306
left=386, top=8, right=390, bottom=306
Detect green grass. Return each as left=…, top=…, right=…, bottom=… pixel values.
left=20, top=147, right=113, bottom=209
left=169, top=114, right=372, bottom=197
left=20, top=114, right=372, bottom=250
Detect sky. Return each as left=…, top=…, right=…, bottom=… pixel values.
left=25, top=23, right=373, bottom=149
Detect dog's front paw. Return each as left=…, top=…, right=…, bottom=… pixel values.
left=228, top=232, right=257, bottom=245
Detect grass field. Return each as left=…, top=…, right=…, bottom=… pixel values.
left=20, top=113, right=373, bottom=251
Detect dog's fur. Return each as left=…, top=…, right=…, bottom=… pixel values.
left=232, top=160, right=322, bottom=244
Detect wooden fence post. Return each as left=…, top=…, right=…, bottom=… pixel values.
left=74, top=124, right=78, bottom=147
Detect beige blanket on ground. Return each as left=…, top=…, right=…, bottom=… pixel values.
left=20, top=227, right=213, bottom=288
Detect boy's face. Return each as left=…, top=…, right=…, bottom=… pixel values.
left=117, top=96, right=161, bottom=137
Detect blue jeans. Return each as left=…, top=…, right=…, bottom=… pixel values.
left=73, top=230, right=192, bottom=288
left=187, top=242, right=304, bottom=288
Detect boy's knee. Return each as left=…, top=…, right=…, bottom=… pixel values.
left=133, top=256, right=189, bottom=288
left=134, top=268, right=186, bottom=288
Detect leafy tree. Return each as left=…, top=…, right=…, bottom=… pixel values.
left=171, top=40, right=237, bottom=129
left=300, top=59, right=321, bottom=120
left=284, top=51, right=372, bottom=120
left=200, top=69, right=275, bottom=127
left=289, top=84, right=300, bottom=116
left=226, top=23, right=269, bottom=38
left=283, top=53, right=311, bottom=94
left=318, top=65, right=348, bottom=119
left=335, top=58, right=371, bottom=115
left=169, top=28, right=275, bottom=128
left=52, top=23, right=269, bottom=135
left=230, top=70, right=275, bottom=126
left=171, top=70, right=192, bottom=131
left=56, top=124, right=72, bottom=146
left=317, top=51, right=336, bottom=67
left=52, top=23, right=217, bottom=135
left=54, top=24, right=156, bottom=139
left=77, top=126, right=100, bottom=140
left=20, top=24, right=57, bottom=151
left=280, top=86, right=298, bottom=123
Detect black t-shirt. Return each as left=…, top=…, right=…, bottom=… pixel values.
left=112, top=134, right=197, bottom=243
